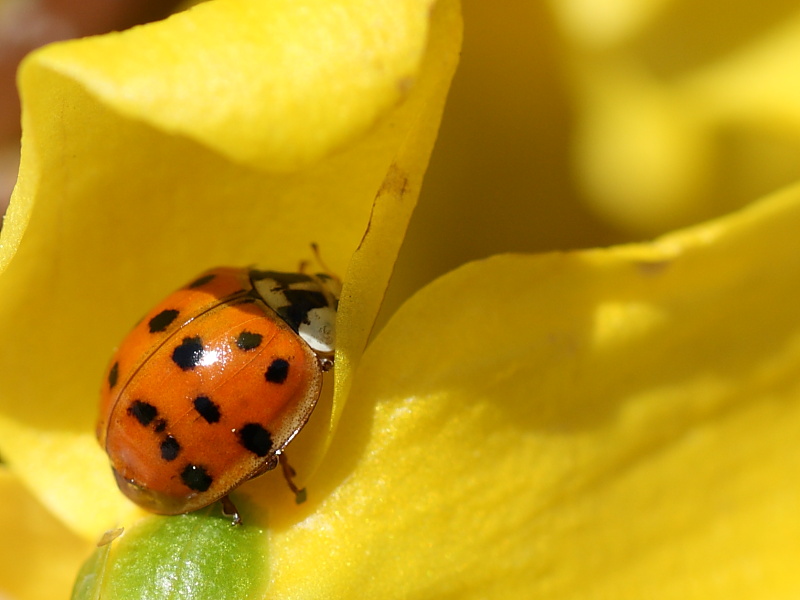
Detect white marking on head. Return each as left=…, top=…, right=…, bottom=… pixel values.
left=299, top=306, right=337, bottom=354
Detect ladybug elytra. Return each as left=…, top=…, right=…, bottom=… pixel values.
left=97, top=266, right=339, bottom=523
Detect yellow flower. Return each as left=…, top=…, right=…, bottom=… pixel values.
left=547, top=0, right=800, bottom=235
left=4, top=1, right=800, bottom=599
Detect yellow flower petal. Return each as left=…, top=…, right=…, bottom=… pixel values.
left=0, top=0, right=460, bottom=538
left=330, top=0, right=461, bottom=451
left=256, top=182, right=800, bottom=597
left=0, top=468, right=90, bottom=600
left=33, top=0, right=432, bottom=173
left=553, top=1, right=800, bottom=234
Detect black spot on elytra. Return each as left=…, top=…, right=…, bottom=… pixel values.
left=160, top=436, right=181, bottom=461
left=188, top=273, right=216, bottom=288
left=236, top=330, right=263, bottom=351
left=238, top=423, right=273, bottom=457
left=265, top=358, right=290, bottom=384
left=194, top=396, right=221, bottom=424
left=277, top=289, right=328, bottom=331
left=153, top=419, right=168, bottom=433
left=180, top=464, right=213, bottom=492
left=148, top=309, right=179, bottom=333
left=172, top=337, right=204, bottom=370
left=108, top=362, right=119, bottom=389
left=127, top=400, right=158, bottom=427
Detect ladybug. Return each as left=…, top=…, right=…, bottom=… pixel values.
left=97, top=266, right=339, bottom=523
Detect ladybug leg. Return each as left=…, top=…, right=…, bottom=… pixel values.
left=220, top=495, right=242, bottom=526
left=278, top=452, right=307, bottom=504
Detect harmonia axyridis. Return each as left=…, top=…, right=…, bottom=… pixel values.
left=97, top=267, right=340, bottom=523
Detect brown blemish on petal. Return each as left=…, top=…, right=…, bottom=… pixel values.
left=357, top=163, right=411, bottom=252
left=377, top=162, right=411, bottom=199
left=636, top=259, right=672, bottom=277
left=397, top=76, right=415, bottom=95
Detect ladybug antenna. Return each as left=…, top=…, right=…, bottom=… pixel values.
left=297, top=259, right=310, bottom=274
left=310, top=243, right=330, bottom=274
left=309, top=243, right=340, bottom=285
